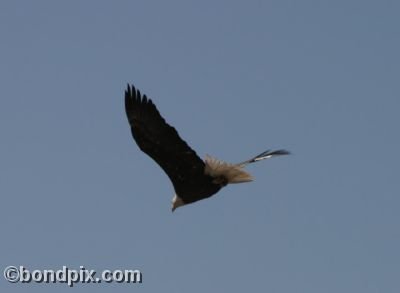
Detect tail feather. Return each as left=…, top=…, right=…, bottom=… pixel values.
left=236, top=149, right=290, bottom=167
left=204, top=149, right=289, bottom=185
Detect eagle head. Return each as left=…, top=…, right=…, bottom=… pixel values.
left=171, top=194, right=185, bottom=212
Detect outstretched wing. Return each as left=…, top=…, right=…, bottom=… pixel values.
left=125, top=84, right=207, bottom=195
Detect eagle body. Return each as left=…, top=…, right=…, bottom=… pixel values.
left=125, top=84, right=289, bottom=211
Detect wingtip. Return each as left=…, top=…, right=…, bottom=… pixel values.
left=277, top=149, right=291, bottom=155
left=124, top=83, right=157, bottom=114
left=125, top=84, right=131, bottom=96
left=126, top=83, right=143, bottom=104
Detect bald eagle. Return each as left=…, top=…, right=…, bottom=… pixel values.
left=125, top=84, right=289, bottom=211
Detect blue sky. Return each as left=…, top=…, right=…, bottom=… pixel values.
left=1, top=1, right=399, bottom=292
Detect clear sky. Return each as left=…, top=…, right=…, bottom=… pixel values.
left=1, top=1, right=399, bottom=292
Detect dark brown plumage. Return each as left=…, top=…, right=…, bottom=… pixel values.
left=125, top=84, right=221, bottom=206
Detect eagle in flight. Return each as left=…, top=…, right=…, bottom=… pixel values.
left=125, top=84, right=289, bottom=211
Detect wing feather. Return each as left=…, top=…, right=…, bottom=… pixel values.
left=125, top=84, right=208, bottom=196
